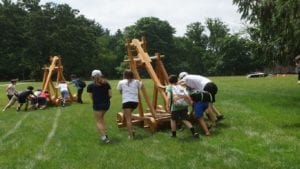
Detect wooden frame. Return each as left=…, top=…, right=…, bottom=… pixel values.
left=117, top=37, right=170, bottom=132
left=41, top=56, right=75, bottom=105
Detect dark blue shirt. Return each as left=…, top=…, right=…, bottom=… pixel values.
left=71, top=79, right=81, bottom=89
left=87, top=82, right=111, bottom=105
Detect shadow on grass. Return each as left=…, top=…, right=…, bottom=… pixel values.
left=281, top=123, right=300, bottom=128
left=216, top=122, right=231, bottom=129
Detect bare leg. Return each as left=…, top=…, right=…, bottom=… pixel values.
left=170, top=119, right=176, bottom=137
left=123, top=108, right=134, bottom=138
left=94, top=111, right=107, bottom=137
left=206, top=106, right=216, bottom=126
left=182, top=120, right=193, bottom=128
left=210, top=103, right=222, bottom=116
left=197, top=118, right=210, bottom=136
left=3, top=96, right=18, bottom=111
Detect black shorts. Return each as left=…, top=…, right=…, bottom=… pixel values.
left=171, top=108, right=189, bottom=121
left=93, top=102, right=110, bottom=112
left=122, top=102, right=138, bottom=109
left=203, top=82, right=218, bottom=102
left=18, top=97, right=27, bottom=104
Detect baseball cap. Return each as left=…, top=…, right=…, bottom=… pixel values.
left=179, top=72, right=188, bottom=80
left=91, top=70, right=102, bottom=77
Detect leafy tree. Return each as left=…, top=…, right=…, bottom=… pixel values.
left=123, top=17, right=177, bottom=73
left=233, top=0, right=300, bottom=67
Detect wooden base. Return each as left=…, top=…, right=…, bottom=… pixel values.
left=116, top=110, right=171, bottom=133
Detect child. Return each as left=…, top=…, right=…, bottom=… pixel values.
left=29, top=89, right=42, bottom=110
left=166, top=75, right=199, bottom=138
left=6, top=79, right=17, bottom=100
left=16, top=86, right=35, bottom=111
left=70, top=74, right=86, bottom=103
left=56, top=81, right=69, bottom=107
left=117, top=70, right=142, bottom=140
left=38, top=91, right=50, bottom=109
left=87, top=70, right=112, bottom=144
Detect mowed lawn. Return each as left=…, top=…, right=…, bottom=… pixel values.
left=0, top=76, right=299, bottom=169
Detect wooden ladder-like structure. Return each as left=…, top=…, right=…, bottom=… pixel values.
left=117, top=37, right=170, bottom=132
left=41, top=56, right=75, bottom=105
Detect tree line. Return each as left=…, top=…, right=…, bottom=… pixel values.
left=1, top=0, right=299, bottom=80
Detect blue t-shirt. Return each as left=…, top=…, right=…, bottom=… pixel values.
left=87, top=82, right=111, bottom=105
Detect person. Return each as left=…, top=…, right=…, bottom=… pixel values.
left=87, top=70, right=112, bottom=144
left=2, top=94, right=18, bottom=112
left=56, top=80, right=69, bottom=107
left=16, top=86, right=35, bottom=111
left=29, top=89, right=42, bottom=110
left=295, top=55, right=300, bottom=84
left=191, top=101, right=211, bottom=136
left=6, top=79, right=17, bottom=100
left=165, top=75, right=199, bottom=138
left=179, top=72, right=224, bottom=125
left=70, top=74, right=86, bottom=103
left=117, top=69, right=142, bottom=140
left=38, top=90, right=50, bottom=109
left=29, top=89, right=50, bottom=110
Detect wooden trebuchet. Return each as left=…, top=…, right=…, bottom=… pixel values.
left=41, top=56, right=76, bottom=106
left=117, top=37, right=170, bottom=132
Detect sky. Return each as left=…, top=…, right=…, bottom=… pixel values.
left=39, top=0, right=244, bottom=36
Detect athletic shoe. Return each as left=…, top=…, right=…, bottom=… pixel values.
left=216, top=115, right=224, bottom=122
left=193, top=132, right=200, bottom=138
left=102, top=137, right=110, bottom=144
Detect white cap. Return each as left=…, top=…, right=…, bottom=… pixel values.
left=179, top=72, right=188, bottom=80
left=91, top=70, right=102, bottom=77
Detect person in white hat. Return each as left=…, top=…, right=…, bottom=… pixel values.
left=87, top=69, right=112, bottom=144
left=179, top=72, right=224, bottom=125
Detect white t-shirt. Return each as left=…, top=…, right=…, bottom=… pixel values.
left=6, top=84, right=16, bottom=95
left=58, top=83, right=68, bottom=92
left=117, top=79, right=141, bottom=103
left=180, top=74, right=211, bottom=91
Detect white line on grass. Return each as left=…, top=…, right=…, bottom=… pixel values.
left=0, top=113, right=30, bottom=143
left=25, top=108, right=61, bottom=169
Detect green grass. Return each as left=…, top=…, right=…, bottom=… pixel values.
left=0, top=76, right=299, bottom=169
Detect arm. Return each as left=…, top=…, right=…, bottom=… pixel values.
left=88, top=93, right=93, bottom=100
left=108, top=89, right=112, bottom=98
left=166, top=91, right=171, bottom=113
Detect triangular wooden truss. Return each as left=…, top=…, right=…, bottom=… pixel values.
left=41, top=56, right=75, bottom=105
left=117, top=37, right=171, bottom=132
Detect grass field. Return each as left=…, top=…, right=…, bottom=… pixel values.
left=0, top=76, right=299, bottom=169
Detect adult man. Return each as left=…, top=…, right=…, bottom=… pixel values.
left=178, top=72, right=224, bottom=124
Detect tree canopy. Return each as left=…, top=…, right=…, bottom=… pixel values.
left=0, top=0, right=298, bottom=80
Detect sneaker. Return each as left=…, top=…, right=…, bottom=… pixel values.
left=193, top=132, right=200, bottom=138
left=102, top=137, right=110, bottom=144
left=216, top=115, right=224, bottom=122
left=16, top=107, right=20, bottom=111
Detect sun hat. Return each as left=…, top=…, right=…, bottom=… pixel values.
left=91, top=70, right=102, bottom=77
left=179, top=72, right=188, bottom=80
